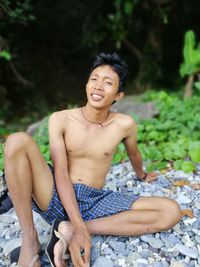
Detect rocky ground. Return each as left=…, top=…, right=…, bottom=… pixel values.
left=0, top=161, right=200, bottom=267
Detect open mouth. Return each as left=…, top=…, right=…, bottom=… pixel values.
left=91, top=93, right=104, bottom=101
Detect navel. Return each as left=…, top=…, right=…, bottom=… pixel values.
left=104, top=152, right=110, bottom=156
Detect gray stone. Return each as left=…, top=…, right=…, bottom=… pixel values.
left=160, top=233, right=182, bottom=246
left=155, top=176, right=172, bottom=188
left=192, top=219, right=200, bottom=230
left=111, top=97, right=159, bottom=120
left=177, top=193, right=192, bottom=204
left=92, top=256, right=114, bottom=267
left=91, top=246, right=100, bottom=261
left=108, top=241, right=125, bottom=253
left=175, top=244, right=198, bottom=259
left=194, top=235, right=200, bottom=244
left=194, top=200, right=200, bottom=209
left=169, top=262, right=185, bottom=267
left=92, top=236, right=104, bottom=245
left=148, top=237, right=164, bottom=249
left=104, top=247, right=113, bottom=255
left=140, top=249, right=151, bottom=259
left=127, top=251, right=141, bottom=265
left=153, top=262, right=164, bottom=267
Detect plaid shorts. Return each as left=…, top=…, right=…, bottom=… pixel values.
left=32, top=167, right=139, bottom=225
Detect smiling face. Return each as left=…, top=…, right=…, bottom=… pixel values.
left=86, top=65, right=124, bottom=109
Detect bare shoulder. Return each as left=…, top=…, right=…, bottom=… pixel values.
left=49, top=108, right=78, bottom=130
left=112, top=112, right=137, bottom=131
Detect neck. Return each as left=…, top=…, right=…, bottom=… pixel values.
left=81, top=104, right=110, bottom=126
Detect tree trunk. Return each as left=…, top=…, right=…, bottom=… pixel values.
left=184, top=74, right=194, bottom=98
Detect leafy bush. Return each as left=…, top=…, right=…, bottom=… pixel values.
left=113, top=91, right=200, bottom=172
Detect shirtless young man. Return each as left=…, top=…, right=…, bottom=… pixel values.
left=4, top=53, right=182, bottom=267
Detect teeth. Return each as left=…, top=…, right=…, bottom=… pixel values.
left=92, top=94, right=103, bottom=100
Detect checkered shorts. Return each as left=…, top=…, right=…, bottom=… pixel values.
left=32, top=167, right=139, bottom=225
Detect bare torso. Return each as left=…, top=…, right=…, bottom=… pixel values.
left=57, top=108, right=131, bottom=189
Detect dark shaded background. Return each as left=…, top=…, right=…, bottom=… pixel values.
left=0, top=0, right=200, bottom=122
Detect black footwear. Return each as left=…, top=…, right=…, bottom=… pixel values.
left=45, top=218, right=69, bottom=267
left=0, top=191, right=13, bottom=214
left=10, top=246, right=41, bottom=266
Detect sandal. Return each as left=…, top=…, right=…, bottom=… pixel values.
left=10, top=246, right=43, bottom=267
left=45, top=218, right=69, bottom=267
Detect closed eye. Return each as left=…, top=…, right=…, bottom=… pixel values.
left=106, top=81, right=112, bottom=85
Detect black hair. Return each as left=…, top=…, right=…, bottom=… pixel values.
left=91, top=52, right=128, bottom=92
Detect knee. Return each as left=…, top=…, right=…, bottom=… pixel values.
left=160, top=199, right=182, bottom=230
left=4, top=132, right=32, bottom=158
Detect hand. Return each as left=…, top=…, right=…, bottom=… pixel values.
left=69, top=227, right=91, bottom=267
left=144, top=172, right=158, bottom=182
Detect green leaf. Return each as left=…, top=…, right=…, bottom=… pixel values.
left=181, top=161, right=195, bottom=173
left=180, top=30, right=200, bottom=77
left=194, top=81, right=200, bottom=90
left=183, top=31, right=195, bottom=65
left=146, top=163, right=156, bottom=172
left=0, top=158, right=4, bottom=170
left=188, top=148, right=200, bottom=163
left=118, top=142, right=125, bottom=152
left=187, top=121, right=196, bottom=130
left=112, top=153, right=122, bottom=164
left=124, top=1, right=134, bottom=15
left=154, top=161, right=168, bottom=170
left=174, top=160, right=184, bottom=170
left=0, top=50, right=12, bottom=60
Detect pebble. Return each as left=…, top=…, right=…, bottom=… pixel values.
left=0, top=161, right=200, bottom=266
left=92, top=256, right=114, bottom=267
left=148, top=237, right=164, bottom=249
left=175, top=244, right=198, bottom=259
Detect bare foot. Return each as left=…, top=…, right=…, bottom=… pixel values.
left=18, top=229, right=41, bottom=267
left=53, top=221, right=74, bottom=267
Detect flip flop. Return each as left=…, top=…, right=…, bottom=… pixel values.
left=0, top=191, right=13, bottom=214
left=10, top=246, right=43, bottom=267
left=45, top=218, right=69, bottom=267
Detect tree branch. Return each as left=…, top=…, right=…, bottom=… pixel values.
left=8, top=60, right=33, bottom=87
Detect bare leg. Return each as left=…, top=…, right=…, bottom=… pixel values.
left=4, top=132, right=54, bottom=266
left=54, top=196, right=181, bottom=265
left=86, top=197, right=182, bottom=236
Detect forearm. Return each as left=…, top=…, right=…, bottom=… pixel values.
left=129, top=150, right=146, bottom=179
left=55, top=173, right=86, bottom=228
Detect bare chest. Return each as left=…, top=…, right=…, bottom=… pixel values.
left=64, top=123, right=122, bottom=159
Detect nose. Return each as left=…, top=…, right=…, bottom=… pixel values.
left=94, top=79, right=103, bottom=91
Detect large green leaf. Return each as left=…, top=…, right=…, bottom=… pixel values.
left=181, top=161, right=195, bottom=173
left=183, top=31, right=195, bottom=65
left=180, top=30, right=200, bottom=77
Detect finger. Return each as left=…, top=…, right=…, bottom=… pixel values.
left=70, top=245, right=85, bottom=267
left=83, top=243, right=91, bottom=265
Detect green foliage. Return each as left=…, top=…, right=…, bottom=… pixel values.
left=113, top=91, right=200, bottom=172
left=0, top=0, right=35, bottom=23
left=112, top=143, right=128, bottom=164
left=107, top=0, right=137, bottom=49
left=32, top=117, right=51, bottom=162
left=0, top=50, right=11, bottom=60
left=180, top=30, right=200, bottom=77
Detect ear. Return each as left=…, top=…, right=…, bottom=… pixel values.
left=114, top=91, right=124, bottom=102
